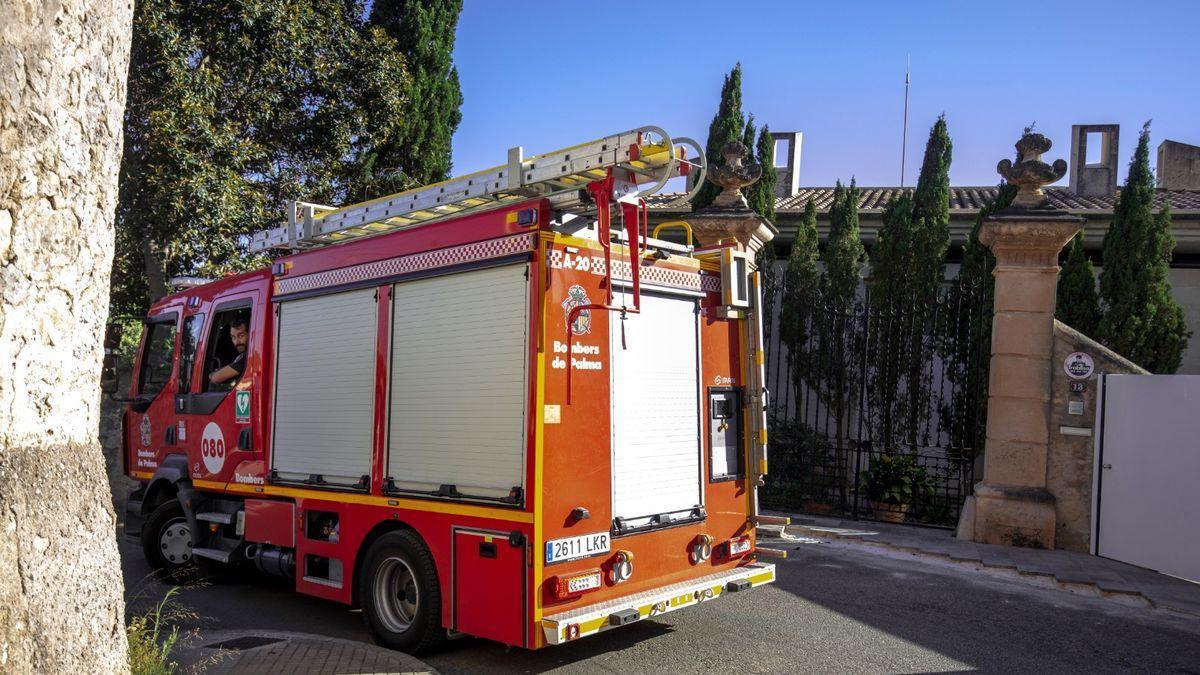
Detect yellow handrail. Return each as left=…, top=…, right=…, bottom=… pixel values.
left=651, top=220, right=694, bottom=248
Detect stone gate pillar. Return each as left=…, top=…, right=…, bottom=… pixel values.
left=964, top=133, right=1082, bottom=548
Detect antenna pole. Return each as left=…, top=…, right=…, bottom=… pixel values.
left=901, top=55, right=910, bottom=188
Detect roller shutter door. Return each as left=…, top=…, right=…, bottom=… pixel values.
left=387, top=264, right=529, bottom=500
left=271, top=288, right=378, bottom=486
left=610, top=292, right=702, bottom=529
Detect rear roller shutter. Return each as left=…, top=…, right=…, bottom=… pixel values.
left=610, top=291, right=702, bottom=531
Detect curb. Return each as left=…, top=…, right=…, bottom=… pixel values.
left=172, top=629, right=439, bottom=675
left=781, top=522, right=1200, bottom=618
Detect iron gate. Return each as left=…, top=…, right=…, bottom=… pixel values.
left=760, top=280, right=990, bottom=528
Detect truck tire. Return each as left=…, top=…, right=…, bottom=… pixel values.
left=360, top=530, right=446, bottom=654
left=142, top=500, right=194, bottom=577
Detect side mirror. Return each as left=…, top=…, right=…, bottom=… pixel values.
left=100, top=353, right=120, bottom=395
left=104, top=323, right=123, bottom=350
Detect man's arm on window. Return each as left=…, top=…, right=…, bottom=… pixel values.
left=210, top=365, right=237, bottom=385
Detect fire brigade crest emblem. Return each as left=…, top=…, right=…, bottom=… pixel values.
left=139, top=415, right=151, bottom=447
left=562, top=284, right=592, bottom=335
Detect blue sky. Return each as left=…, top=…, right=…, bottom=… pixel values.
left=451, top=0, right=1199, bottom=189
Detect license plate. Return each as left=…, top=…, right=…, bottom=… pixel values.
left=565, top=571, right=601, bottom=593
left=545, top=532, right=610, bottom=564
left=730, top=537, right=751, bottom=555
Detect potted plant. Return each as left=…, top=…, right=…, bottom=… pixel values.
left=859, top=452, right=932, bottom=523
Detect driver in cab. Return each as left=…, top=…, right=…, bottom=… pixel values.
left=210, top=316, right=249, bottom=386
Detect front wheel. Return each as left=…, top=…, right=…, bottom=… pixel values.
left=141, top=500, right=193, bottom=577
left=360, top=530, right=446, bottom=654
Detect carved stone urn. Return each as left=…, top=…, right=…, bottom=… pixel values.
left=687, top=141, right=776, bottom=253
left=708, top=141, right=763, bottom=207
left=997, top=132, right=1068, bottom=209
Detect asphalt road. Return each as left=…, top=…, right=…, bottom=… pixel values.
left=121, top=536, right=1200, bottom=674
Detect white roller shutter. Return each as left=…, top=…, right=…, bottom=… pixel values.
left=387, top=264, right=529, bottom=499
left=611, top=292, right=702, bottom=529
left=272, top=288, right=378, bottom=486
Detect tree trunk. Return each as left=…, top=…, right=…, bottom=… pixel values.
left=0, top=0, right=134, bottom=671
left=140, top=232, right=169, bottom=302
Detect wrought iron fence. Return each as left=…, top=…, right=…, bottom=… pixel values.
left=760, top=278, right=990, bottom=528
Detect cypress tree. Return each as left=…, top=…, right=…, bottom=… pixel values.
left=750, top=124, right=780, bottom=332
left=780, top=200, right=820, bottom=350
left=944, top=180, right=1017, bottom=455
left=1056, top=230, right=1101, bottom=336
left=910, top=115, right=953, bottom=299
left=1098, top=122, right=1190, bottom=372
left=872, top=116, right=952, bottom=307
left=867, top=117, right=951, bottom=448
left=742, top=114, right=757, bottom=159
left=750, top=124, right=778, bottom=223
left=369, top=0, right=464, bottom=188
left=868, top=194, right=916, bottom=447
left=780, top=199, right=820, bottom=405
left=817, top=180, right=865, bottom=458
left=823, top=179, right=866, bottom=307
left=692, top=64, right=745, bottom=211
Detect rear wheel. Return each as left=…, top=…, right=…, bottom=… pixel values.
left=142, top=500, right=194, bottom=577
left=360, top=530, right=446, bottom=654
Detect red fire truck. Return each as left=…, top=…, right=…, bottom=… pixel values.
left=111, top=126, right=784, bottom=653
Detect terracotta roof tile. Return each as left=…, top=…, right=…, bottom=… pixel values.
left=644, top=187, right=1200, bottom=213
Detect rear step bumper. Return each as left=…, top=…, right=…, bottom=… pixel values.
left=541, top=562, right=776, bottom=645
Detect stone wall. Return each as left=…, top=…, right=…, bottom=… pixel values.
left=1046, top=321, right=1147, bottom=552
left=0, top=0, right=134, bottom=671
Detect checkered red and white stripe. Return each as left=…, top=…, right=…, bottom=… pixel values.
left=275, top=233, right=536, bottom=296
left=547, top=248, right=720, bottom=294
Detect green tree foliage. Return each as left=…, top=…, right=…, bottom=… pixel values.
left=750, top=125, right=778, bottom=223
left=751, top=123, right=780, bottom=338
left=779, top=200, right=820, bottom=403
left=867, top=117, right=953, bottom=448
left=822, top=179, right=866, bottom=307
left=910, top=115, right=953, bottom=293
left=368, top=0, right=464, bottom=188
left=1098, top=122, right=1190, bottom=372
left=944, top=181, right=1017, bottom=455
left=1056, top=231, right=1101, bottom=336
left=814, top=180, right=865, bottom=455
left=742, top=114, right=757, bottom=159
left=114, top=0, right=464, bottom=316
left=691, top=64, right=745, bottom=211
left=872, top=115, right=952, bottom=307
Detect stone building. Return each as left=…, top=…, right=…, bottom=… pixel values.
left=649, top=124, right=1200, bottom=373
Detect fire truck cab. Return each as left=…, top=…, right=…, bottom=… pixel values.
left=119, top=127, right=781, bottom=653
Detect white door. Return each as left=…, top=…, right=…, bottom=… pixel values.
left=610, top=291, right=702, bottom=531
left=1096, top=374, right=1200, bottom=582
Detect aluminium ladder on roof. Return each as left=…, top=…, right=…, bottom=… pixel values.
left=248, top=125, right=706, bottom=253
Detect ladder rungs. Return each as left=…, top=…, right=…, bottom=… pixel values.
left=248, top=126, right=702, bottom=253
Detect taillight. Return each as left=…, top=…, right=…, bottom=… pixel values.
left=552, top=569, right=602, bottom=600
left=690, top=534, right=714, bottom=564
left=608, top=550, right=634, bottom=584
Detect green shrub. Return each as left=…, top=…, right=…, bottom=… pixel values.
left=860, top=453, right=933, bottom=506
left=127, top=588, right=183, bottom=675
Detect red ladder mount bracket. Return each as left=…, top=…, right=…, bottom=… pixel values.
left=565, top=171, right=648, bottom=404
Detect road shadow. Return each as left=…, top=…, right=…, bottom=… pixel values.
left=766, top=539, right=1200, bottom=673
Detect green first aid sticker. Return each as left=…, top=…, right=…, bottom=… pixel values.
left=235, top=390, right=251, bottom=422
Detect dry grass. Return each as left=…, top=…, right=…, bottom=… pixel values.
left=127, top=586, right=193, bottom=675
